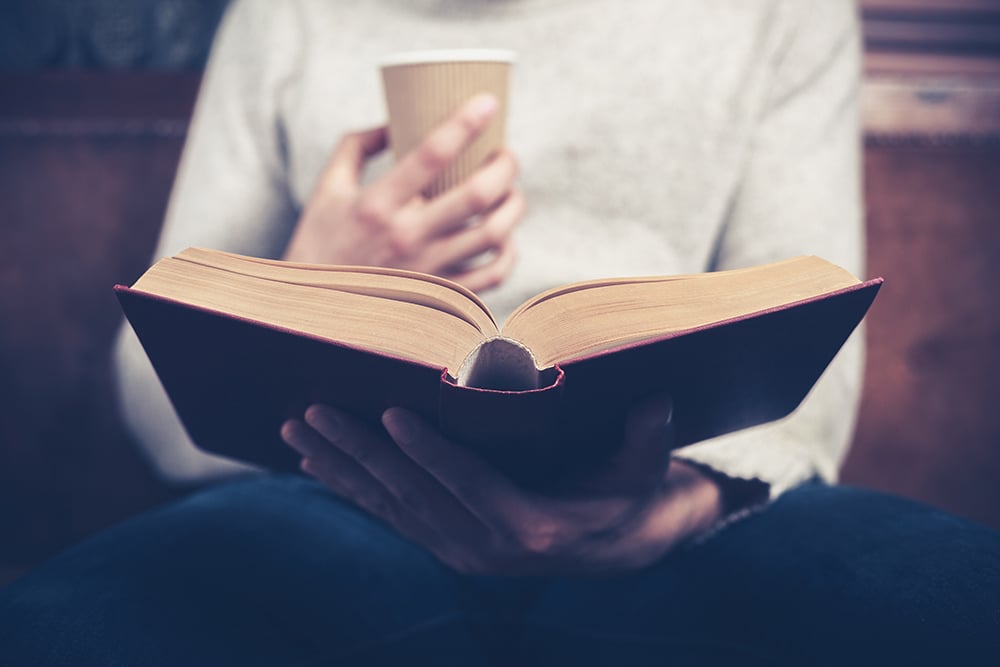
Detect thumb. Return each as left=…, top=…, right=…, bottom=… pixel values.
left=323, top=125, right=389, bottom=192
left=616, top=393, right=675, bottom=483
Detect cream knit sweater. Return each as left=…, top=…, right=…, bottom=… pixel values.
left=114, top=0, right=866, bottom=496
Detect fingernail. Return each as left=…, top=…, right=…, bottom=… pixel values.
left=382, top=408, right=413, bottom=445
left=659, top=396, right=675, bottom=446
left=305, top=405, right=339, bottom=439
left=281, top=419, right=315, bottom=459
left=280, top=420, right=299, bottom=447
left=469, top=94, right=498, bottom=121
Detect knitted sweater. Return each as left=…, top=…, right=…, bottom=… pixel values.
left=114, top=0, right=865, bottom=496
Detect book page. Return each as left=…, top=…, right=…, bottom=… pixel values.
left=177, top=248, right=499, bottom=335
left=133, top=257, right=491, bottom=373
left=501, top=256, right=861, bottom=367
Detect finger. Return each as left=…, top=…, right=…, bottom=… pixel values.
left=420, top=150, right=519, bottom=238
left=282, top=418, right=448, bottom=550
left=302, top=456, right=444, bottom=552
left=283, top=417, right=394, bottom=507
left=617, top=394, right=675, bottom=481
left=283, top=417, right=403, bottom=520
left=321, top=126, right=389, bottom=194
left=305, top=405, right=488, bottom=538
left=382, top=407, right=529, bottom=528
left=595, top=461, right=725, bottom=571
left=429, top=187, right=525, bottom=273
left=553, top=394, right=674, bottom=499
left=370, top=94, right=499, bottom=209
left=448, top=237, right=518, bottom=293
left=281, top=417, right=344, bottom=461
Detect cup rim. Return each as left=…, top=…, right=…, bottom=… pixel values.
left=380, top=48, right=516, bottom=68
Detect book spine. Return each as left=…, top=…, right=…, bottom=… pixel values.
left=437, top=366, right=566, bottom=487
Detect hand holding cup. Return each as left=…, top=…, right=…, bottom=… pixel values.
left=284, top=50, right=521, bottom=292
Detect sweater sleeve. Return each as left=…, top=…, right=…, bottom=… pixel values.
left=112, top=0, right=304, bottom=483
left=674, top=0, right=866, bottom=498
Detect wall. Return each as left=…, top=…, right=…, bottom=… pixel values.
left=844, top=0, right=1000, bottom=528
left=0, top=0, right=227, bottom=69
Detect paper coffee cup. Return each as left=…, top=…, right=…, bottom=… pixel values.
left=381, top=49, right=515, bottom=198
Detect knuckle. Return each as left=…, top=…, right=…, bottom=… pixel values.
left=518, top=533, right=554, bottom=560
left=385, top=227, right=419, bottom=260
left=464, top=179, right=497, bottom=212
left=481, top=217, right=509, bottom=247
left=415, top=139, right=451, bottom=173
left=456, top=110, right=483, bottom=137
left=516, top=520, right=561, bottom=557
left=354, top=197, right=392, bottom=228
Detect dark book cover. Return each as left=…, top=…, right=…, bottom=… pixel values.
left=116, top=278, right=881, bottom=488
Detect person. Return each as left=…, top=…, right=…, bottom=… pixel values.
left=2, top=1, right=998, bottom=664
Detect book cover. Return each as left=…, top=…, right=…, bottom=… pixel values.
left=116, top=278, right=881, bottom=487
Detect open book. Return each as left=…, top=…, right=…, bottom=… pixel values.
left=116, top=248, right=881, bottom=486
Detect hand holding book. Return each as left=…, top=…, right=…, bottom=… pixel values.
left=281, top=395, right=730, bottom=575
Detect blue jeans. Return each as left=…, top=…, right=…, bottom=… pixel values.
left=1, top=475, right=998, bottom=666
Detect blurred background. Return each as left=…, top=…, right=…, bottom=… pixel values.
left=1, top=0, right=998, bottom=587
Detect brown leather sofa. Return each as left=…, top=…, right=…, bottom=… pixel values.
left=0, top=72, right=198, bottom=584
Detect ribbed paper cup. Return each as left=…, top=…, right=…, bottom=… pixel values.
left=381, top=49, right=514, bottom=198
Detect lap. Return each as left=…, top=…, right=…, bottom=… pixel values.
left=522, top=483, right=1000, bottom=665
left=2, top=476, right=998, bottom=666
left=0, top=474, right=484, bottom=666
